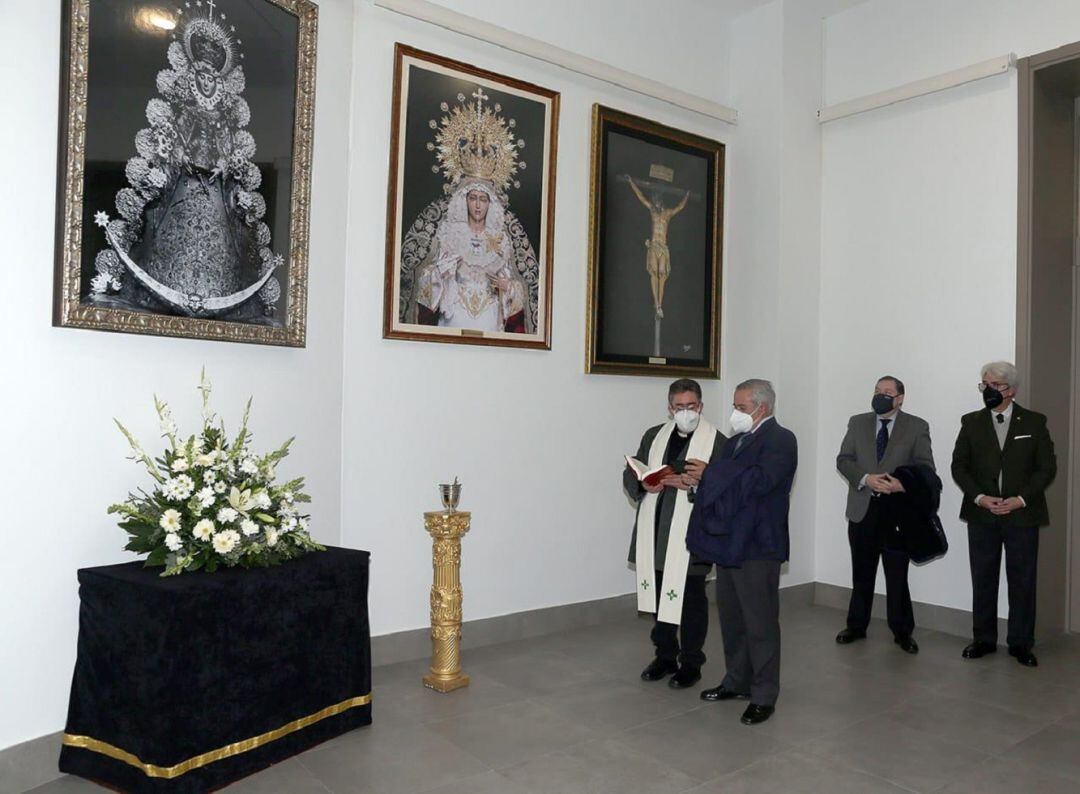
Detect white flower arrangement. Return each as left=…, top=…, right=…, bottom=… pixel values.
left=108, top=371, right=323, bottom=576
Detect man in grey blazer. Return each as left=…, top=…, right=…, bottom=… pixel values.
left=835, top=376, right=935, bottom=653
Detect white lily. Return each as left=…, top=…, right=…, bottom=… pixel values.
left=228, top=486, right=254, bottom=515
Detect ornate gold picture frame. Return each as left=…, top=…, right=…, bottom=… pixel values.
left=54, top=0, right=318, bottom=346
left=586, top=105, right=723, bottom=378
left=383, top=44, right=559, bottom=349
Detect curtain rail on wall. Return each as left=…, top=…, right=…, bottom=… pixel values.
left=372, top=0, right=739, bottom=125
left=817, top=53, right=1016, bottom=124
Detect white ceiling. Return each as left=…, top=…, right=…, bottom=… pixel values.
left=682, top=0, right=782, bottom=24
left=683, top=0, right=868, bottom=24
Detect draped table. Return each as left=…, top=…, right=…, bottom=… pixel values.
left=59, top=546, right=371, bottom=792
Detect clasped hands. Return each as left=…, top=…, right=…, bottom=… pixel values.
left=642, top=458, right=708, bottom=493
left=977, top=495, right=1024, bottom=515
left=451, top=256, right=512, bottom=293
left=865, top=473, right=905, bottom=494
left=485, top=273, right=511, bottom=293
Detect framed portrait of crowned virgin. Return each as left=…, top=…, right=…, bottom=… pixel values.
left=53, top=0, right=318, bottom=347
left=586, top=105, right=724, bottom=378
left=383, top=44, right=559, bottom=349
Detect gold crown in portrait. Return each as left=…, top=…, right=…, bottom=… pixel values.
left=427, top=87, right=527, bottom=194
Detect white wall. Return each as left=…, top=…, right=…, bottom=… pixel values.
left=727, top=2, right=783, bottom=389
left=16, top=0, right=1075, bottom=755
left=340, top=0, right=745, bottom=638
left=0, top=0, right=356, bottom=750
left=823, top=0, right=1080, bottom=106
left=420, top=0, right=735, bottom=108
left=1, top=0, right=757, bottom=754
left=815, top=0, right=1080, bottom=614
left=775, top=0, right=862, bottom=585
left=725, top=0, right=861, bottom=585
left=726, top=0, right=814, bottom=586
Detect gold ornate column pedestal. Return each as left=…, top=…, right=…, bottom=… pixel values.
left=423, top=510, right=471, bottom=692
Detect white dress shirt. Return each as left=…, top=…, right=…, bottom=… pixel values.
left=976, top=402, right=1024, bottom=507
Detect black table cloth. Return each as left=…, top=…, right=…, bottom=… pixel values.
left=59, top=546, right=371, bottom=792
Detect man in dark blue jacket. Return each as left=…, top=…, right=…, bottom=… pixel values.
left=691, top=379, right=797, bottom=725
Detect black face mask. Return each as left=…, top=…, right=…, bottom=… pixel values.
left=871, top=394, right=896, bottom=415
left=982, top=385, right=1004, bottom=409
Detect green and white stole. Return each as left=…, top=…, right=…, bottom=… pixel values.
left=635, top=417, right=718, bottom=625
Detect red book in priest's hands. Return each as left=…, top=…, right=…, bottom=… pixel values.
left=625, top=456, right=676, bottom=489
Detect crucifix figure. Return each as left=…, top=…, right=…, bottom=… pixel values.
left=206, top=0, right=216, bottom=21
left=627, top=176, right=689, bottom=319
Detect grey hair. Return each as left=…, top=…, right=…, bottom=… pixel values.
left=735, top=378, right=776, bottom=413
left=981, top=361, right=1020, bottom=390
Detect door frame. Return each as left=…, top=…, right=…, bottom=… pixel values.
left=1017, top=42, right=1080, bottom=634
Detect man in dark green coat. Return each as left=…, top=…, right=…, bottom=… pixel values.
left=951, top=361, right=1056, bottom=667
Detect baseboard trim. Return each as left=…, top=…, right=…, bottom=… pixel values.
left=0, top=578, right=968, bottom=783
left=372, top=580, right=818, bottom=667
left=0, top=731, right=63, bottom=793
left=372, top=593, right=637, bottom=667
left=812, top=581, right=1007, bottom=640
left=778, top=580, right=817, bottom=608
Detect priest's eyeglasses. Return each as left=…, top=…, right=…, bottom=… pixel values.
left=671, top=401, right=702, bottom=412
left=977, top=381, right=1011, bottom=392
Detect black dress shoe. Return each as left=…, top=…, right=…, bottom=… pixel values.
left=669, top=668, right=702, bottom=689
left=640, top=658, right=678, bottom=681
left=835, top=628, right=867, bottom=644
left=962, top=641, right=997, bottom=659
left=1009, top=646, right=1038, bottom=667
left=894, top=635, right=919, bottom=654
left=740, top=703, right=775, bottom=725
left=700, top=685, right=751, bottom=702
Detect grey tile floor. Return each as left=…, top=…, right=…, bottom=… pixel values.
left=25, top=602, right=1080, bottom=793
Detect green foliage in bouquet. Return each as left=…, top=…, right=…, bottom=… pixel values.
left=109, top=370, right=324, bottom=576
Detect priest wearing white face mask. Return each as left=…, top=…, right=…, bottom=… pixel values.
left=625, top=379, right=727, bottom=689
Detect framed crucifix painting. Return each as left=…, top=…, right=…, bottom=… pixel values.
left=383, top=44, right=559, bottom=349
left=54, top=0, right=318, bottom=346
left=586, top=105, right=724, bottom=378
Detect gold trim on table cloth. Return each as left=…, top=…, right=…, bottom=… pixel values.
left=61, top=693, right=372, bottom=779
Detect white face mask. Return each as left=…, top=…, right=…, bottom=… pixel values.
left=673, top=409, right=700, bottom=434
left=730, top=407, right=756, bottom=435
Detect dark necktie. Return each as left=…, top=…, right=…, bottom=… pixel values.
left=876, top=419, right=891, bottom=463
left=996, top=414, right=1005, bottom=424
left=734, top=435, right=746, bottom=453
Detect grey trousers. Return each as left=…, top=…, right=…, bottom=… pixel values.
left=716, top=560, right=782, bottom=707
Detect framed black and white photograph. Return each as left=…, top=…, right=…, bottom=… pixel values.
left=54, top=0, right=318, bottom=346
left=586, top=105, right=724, bottom=377
left=383, top=44, right=559, bottom=349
